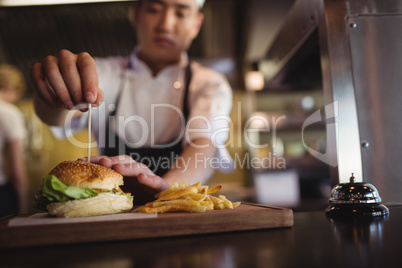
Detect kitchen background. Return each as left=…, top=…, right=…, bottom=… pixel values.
left=2, top=0, right=400, bottom=213
left=0, top=0, right=331, bottom=213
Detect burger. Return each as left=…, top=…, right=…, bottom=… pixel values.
left=36, top=160, right=133, bottom=218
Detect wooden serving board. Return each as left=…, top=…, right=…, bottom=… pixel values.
left=0, top=203, right=293, bottom=249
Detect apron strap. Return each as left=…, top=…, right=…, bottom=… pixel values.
left=104, top=60, right=193, bottom=203
left=182, top=61, right=192, bottom=121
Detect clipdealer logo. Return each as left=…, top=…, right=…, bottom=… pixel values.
left=62, top=101, right=339, bottom=171
left=127, top=151, right=286, bottom=174
left=301, top=101, right=339, bottom=167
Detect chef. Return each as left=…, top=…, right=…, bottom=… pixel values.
left=31, top=0, right=233, bottom=202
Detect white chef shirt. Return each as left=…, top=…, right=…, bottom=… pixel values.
left=0, top=100, right=26, bottom=186
left=52, top=48, right=233, bottom=171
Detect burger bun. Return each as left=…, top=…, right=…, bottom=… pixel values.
left=49, top=160, right=124, bottom=190
left=47, top=193, right=133, bottom=218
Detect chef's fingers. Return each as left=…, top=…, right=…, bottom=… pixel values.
left=85, top=155, right=156, bottom=177
left=79, top=156, right=104, bottom=164
left=42, top=55, right=75, bottom=110
left=31, top=62, right=64, bottom=108
left=81, top=155, right=132, bottom=165
left=112, top=162, right=156, bottom=177
left=58, top=49, right=83, bottom=105
left=95, top=87, right=104, bottom=106
left=89, top=155, right=141, bottom=171
left=98, top=157, right=116, bottom=168
left=81, top=155, right=169, bottom=193
left=99, top=155, right=136, bottom=165
left=137, top=173, right=169, bottom=193
left=76, top=52, right=103, bottom=105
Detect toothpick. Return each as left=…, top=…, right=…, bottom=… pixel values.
left=87, top=103, right=92, bottom=163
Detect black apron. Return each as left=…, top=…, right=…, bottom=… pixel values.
left=104, top=62, right=192, bottom=204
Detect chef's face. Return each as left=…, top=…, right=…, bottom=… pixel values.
left=134, top=0, right=203, bottom=64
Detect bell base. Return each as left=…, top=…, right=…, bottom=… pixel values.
left=325, top=203, right=389, bottom=218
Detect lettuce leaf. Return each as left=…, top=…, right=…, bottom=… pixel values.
left=35, top=175, right=97, bottom=211
left=42, top=174, right=97, bottom=201
left=35, top=175, right=133, bottom=212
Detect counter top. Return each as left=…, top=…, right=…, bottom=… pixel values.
left=1, top=206, right=401, bottom=268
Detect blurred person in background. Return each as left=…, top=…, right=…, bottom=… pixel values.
left=0, top=64, right=28, bottom=216
left=31, top=0, right=232, bottom=203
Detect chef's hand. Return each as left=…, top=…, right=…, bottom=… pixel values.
left=82, top=155, right=169, bottom=201
left=31, top=49, right=103, bottom=110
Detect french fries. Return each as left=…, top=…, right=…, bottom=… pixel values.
left=138, top=181, right=241, bottom=214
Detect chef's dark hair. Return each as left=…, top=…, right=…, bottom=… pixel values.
left=136, top=0, right=204, bottom=12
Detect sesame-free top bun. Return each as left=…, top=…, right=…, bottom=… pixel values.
left=49, top=160, right=123, bottom=190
